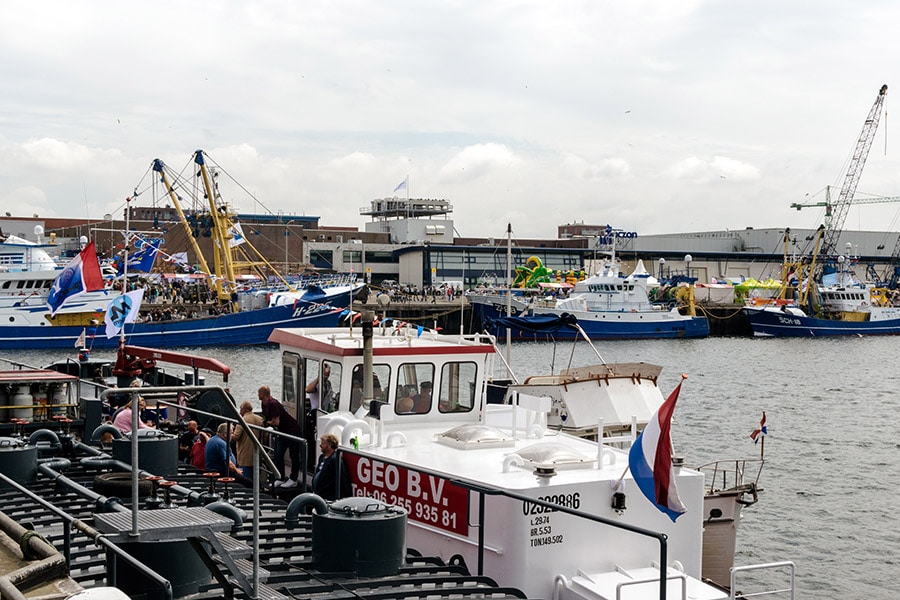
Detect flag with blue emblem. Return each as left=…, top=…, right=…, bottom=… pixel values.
left=104, top=289, right=144, bottom=338
left=116, top=238, right=161, bottom=275
left=47, top=241, right=105, bottom=316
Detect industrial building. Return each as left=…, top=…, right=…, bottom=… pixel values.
left=3, top=197, right=900, bottom=289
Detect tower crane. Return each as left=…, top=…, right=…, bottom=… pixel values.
left=818, top=84, right=888, bottom=258
left=790, top=185, right=900, bottom=228
left=794, top=187, right=900, bottom=287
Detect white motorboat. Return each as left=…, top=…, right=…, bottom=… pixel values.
left=269, top=321, right=784, bottom=599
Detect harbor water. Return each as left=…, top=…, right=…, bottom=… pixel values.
left=10, top=336, right=899, bottom=599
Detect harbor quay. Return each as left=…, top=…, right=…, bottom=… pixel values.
left=352, top=297, right=753, bottom=337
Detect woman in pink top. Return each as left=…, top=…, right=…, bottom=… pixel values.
left=113, top=398, right=154, bottom=433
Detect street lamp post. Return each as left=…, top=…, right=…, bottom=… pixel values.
left=683, top=254, right=695, bottom=316
left=284, top=221, right=294, bottom=275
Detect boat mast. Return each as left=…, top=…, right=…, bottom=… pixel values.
left=152, top=159, right=214, bottom=280
left=802, top=225, right=826, bottom=314
left=194, top=151, right=239, bottom=311
left=505, top=224, right=512, bottom=359
left=193, top=151, right=298, bottom=296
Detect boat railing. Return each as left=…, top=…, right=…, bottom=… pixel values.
left=150, top=392, right=294, bottom=486
left=335, top=446, right=674, bottom=599
left=729, top=561, right=796, bottom=600
left=0, top=470, right=175, bottom=600
left=695, top=458, right=765, bottom=499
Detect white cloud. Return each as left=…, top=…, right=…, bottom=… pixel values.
left=662, top=155, right=760, bottom=183
left=0, top=1, right=899, bottom=237
left=439, top=144, right=520, bottom=183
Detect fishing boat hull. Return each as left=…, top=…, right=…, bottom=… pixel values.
left=0, top=299, right=348, bottom=349
left=472, top=299, right=710, bottom=340
left=743, top=305, right=900, bottom=337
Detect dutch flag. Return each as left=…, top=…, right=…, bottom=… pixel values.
left=750, top=411, right=768, bottom=443
left=628, top=376, right=687, bottom=522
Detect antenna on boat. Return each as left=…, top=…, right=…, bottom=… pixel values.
left=505, top=223, right=512, bottom=365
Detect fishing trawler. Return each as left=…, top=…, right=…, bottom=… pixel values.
left=469, top=245, right=708, bottom=340
left=743, top=226, right=900, bottom=336
left=0, top=151, right=364, bottom=349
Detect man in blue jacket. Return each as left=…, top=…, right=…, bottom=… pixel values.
left=205, top=423, right=251, bottom=487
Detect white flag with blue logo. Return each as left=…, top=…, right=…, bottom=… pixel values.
left=104, top=289, right=144, bottom=338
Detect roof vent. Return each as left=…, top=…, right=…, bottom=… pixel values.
left=435, top=424, right=516, bottom=449
left=513, top=442, right=595, bottom=470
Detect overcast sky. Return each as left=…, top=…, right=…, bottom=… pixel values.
left=3, top=1, right=900, bottom=240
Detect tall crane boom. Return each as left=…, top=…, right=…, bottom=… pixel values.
left=820, top=84, right=888, bottom=257
left=790, top=186, right=900, bottom=231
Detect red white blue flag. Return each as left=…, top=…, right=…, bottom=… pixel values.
left=628, top=377, right=687, bottom=522
left=46, top=241, right=105, bottom=316
left=750, top=411, right=767, bottom=443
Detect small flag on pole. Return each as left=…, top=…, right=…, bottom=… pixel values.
left=75, top=328, right=86, bottom=349
left=750, top=411, right=767, bottom=443
left=393, top=176, right=408, bottom=193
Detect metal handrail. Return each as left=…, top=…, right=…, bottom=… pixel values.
left=338, top=446, right=672, bottom=600
left=0, top=471, right=174, bottom=600
left=730, top=561, right=795, bottom=600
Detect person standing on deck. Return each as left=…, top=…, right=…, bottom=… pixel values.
left=232, top=401, right=264, bottom=480
left=312, top=434, right=352, bottom=501
left=179, top=420, right=200, bottom=462
left=259, top=385, right=302, bottom=489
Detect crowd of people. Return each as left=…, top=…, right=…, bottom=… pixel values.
left=377, top=282, right=467, bottom=303
left=102, top=377, right=353, bottom=500
left=168, top=385, right=349, bottom=499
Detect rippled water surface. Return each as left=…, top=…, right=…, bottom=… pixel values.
left=11, top=336, right=899, bottom=598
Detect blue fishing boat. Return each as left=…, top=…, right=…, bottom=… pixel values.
left=0, top=150, right=363, bottom=349
left=0, top=287, right=354, bottom=349
left=742, top=227, right=900, bottom=337
left=469, top=247, right=708, bottom=340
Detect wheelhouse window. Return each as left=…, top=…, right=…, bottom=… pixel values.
left=438, top=361, right=477, bottom=414
left=349, top=364, right=390, bottom=413
left=395, top=362, right=435, bottom=415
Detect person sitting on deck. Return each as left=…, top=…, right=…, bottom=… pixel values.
left=190, top=428, right=211, bottom=470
